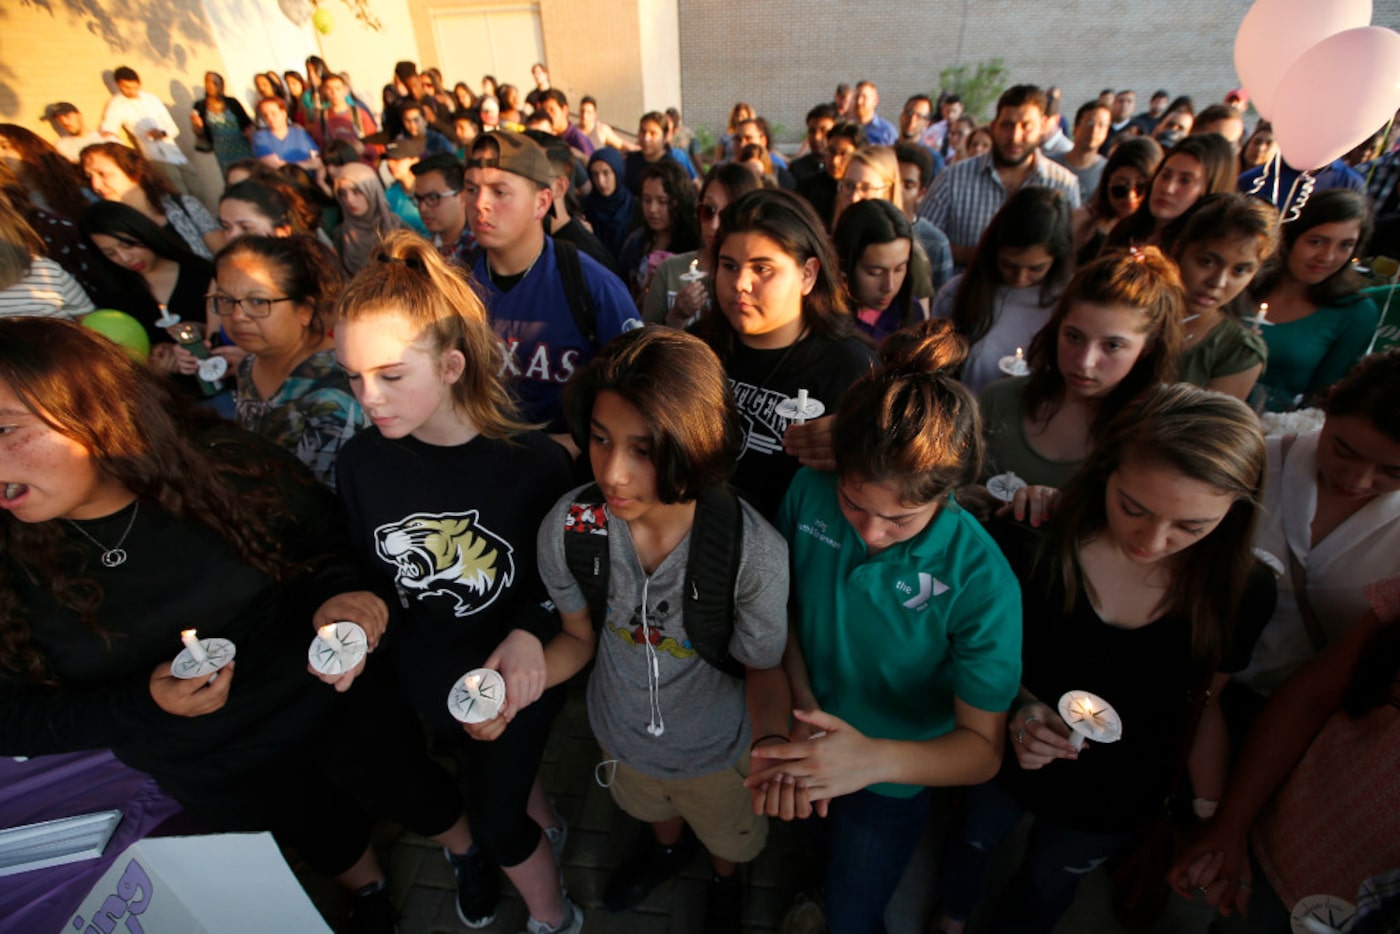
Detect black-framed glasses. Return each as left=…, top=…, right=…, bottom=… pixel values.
left=412, top=189, right=461, bottom=208
left=208, top=294, right=292, bottom=318
left=1109, top=182, right=1149, bottom=199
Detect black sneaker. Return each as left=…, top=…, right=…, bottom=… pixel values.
left=345, top=880, right=398, bottom=934
left=602, top=827, right=698, bottom=912
left=444, top=846, right=500, bottom=928
left=704, top=872, right=742, bottom=933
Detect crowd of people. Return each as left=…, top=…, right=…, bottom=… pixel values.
left=1, top=53, right=1399, bottom=934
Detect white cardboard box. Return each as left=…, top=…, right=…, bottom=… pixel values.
left=67, top=833, right=331, bottom=933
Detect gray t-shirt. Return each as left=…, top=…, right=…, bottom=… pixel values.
left=538, top=486, right=789, bottom=779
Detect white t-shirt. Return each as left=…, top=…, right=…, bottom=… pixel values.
left=0, top=256, right=95, bottom=319
left=100, top=91, right=187, bottom=166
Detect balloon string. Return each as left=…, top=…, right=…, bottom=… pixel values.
left=1282, top=172, right=1316, bottom=223
left=1271, top=149, right=1281, bottom=208
left=1245, top=151, right=1272, bottom=198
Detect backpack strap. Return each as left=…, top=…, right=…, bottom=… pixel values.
left=552, top=238, right=598, bottom=350
left=682, top=486, right=745, bottom=680
left=562, top=483, right=611, bottom=630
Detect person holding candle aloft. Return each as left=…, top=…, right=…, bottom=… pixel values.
left=1169, top=576, right=1400, bottom=929
left=1167, top=193, right=1278, bottom=402
left=0, top=316, right=486, bottom=933
left=1247, top=190, right=1380, bottom=413
left=749, top=319, right=1023, bottom=934
left=331, top=231, right=578, bottom=934
left=961, top=247, right=1184, bottom=527
left=934, top=384, right=1277, bottom=934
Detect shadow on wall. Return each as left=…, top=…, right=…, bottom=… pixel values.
left=13, top=0, right=213, bottom=64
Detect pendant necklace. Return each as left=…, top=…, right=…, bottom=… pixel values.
left=66, top=502, right=140, bottom=568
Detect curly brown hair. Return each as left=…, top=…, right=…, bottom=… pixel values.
left=0, top=318, right=314, bottom=683
left=80, top=141, right=176, bottom=209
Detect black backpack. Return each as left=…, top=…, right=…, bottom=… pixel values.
left=562, top=483, right=746, bottom=679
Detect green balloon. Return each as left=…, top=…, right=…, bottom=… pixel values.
left=83, top=310, right=151, bottom=361
left=313, top=6, right=333, bottom=33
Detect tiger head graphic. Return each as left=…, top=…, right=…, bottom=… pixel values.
left=374, top=511, right=515, bottom=617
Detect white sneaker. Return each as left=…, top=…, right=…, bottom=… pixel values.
left=521, top=897, right=583, bottom=934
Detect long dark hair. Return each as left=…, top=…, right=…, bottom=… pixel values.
left=832, top=198, right=917, bottom=328
left=697, top=188, right=852, bottom=354
left=0, top=124, right=90, bottom=222
left=0, top=318, right=317, bottom=682
left=1043, top=383, right=1266, bottom=671
left=1022, top=247, right=1184, bottom=437
left=1091, top=137, right=1163, bottom=221
left=640, top=160, right=701, bottom=254
left=1106, top=135, right=1238, bottom=251
left=951, top=187, right=1074, bottom=346
left=1252, top=189, right=1372, bottom=307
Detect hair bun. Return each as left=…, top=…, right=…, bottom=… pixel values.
left=878, top=318, right=968, bottom=377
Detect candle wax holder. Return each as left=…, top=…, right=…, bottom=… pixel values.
left=774, top=394, right=824, bottom=423
left=308, top=621, right=368, bottom=676
left=1057, top=690, right=1122, bottom=750
left=986, top=471, right=1028, bottom=503
left=172, top=637, right=237, bottom=680
left=164, top=321, right=225, bottom=396
left=998, top=354, right=1030, bottom=377
left=447, top=668, right=506, bottom=724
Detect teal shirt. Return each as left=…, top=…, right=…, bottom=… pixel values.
left=778, top=469, right=1023, bottom=797
left=1258, top=295, right=1379, bottom=411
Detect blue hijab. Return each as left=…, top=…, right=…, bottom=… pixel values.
left=582, top=147, right=635, bottom=262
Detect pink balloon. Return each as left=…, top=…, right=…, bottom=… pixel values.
left=1271, top=26, right=1400, bottom=171
left=1234, top=0, right=1371, bottom=119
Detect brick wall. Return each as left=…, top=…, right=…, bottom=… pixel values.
left=677, top=0, right=1400, bottom=148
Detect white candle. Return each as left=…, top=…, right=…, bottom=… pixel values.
left=180, top=629, right=208, bottom=664
left=318, top=624, right=343, bottom=653
left=1014, top=347, right=1024, bottom=363
left=795, top=389, right=809, bottom=426
left=465, top=674, right=481, bottom=697
left=1256, top=301, right=1269, bottom=324
left=1057, top=689, right=1123, bottom=750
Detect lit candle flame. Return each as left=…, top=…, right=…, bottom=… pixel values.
left=180, top=629, right=208, bottom=663
left=1014, top=347, right=1024, bottom=361
left=318, top=624, right=343, bottom=652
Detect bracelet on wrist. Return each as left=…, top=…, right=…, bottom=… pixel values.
left=750, top=733, right=788, bottom=752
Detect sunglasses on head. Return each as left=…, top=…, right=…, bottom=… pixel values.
left=1109, top=182, right=1149, bottom=199
left=698, top=203, right=721, bottom=222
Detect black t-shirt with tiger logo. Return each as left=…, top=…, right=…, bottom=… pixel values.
left=336, top=428, right=574, bottom=732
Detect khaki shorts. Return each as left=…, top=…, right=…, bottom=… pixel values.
left=602, top=747, right=768, bottom=863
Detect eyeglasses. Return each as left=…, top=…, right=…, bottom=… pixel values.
left=412, top=189, right=461, bottom=207
left=698, top=203, right=722, bottom=223
left=1109, top=182, right=1149, bottom=199
left=208, top=294, right=292, bottom=318
left=838, top=180, right=891, bottom=196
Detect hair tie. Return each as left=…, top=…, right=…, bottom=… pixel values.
left=1127, top=246, right=1147, bottom=263
left=376, top=252, right=426, bottom=272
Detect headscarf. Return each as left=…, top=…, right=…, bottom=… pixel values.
left=582, top=147, right=635, bottom=263
left=332, top=162, right=407, bottom=273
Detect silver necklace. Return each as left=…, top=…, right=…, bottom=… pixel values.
left=66, top=502, right=139, bottom=568
left=486, top=242, right=545, bottom=286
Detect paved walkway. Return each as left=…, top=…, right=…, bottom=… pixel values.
left=305, top=681, right=1215, bottom=934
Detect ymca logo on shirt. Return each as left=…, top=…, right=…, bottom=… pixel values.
left=374, top=510, right=515, bottom=617
left=794, top=516, right=843, bottom=551
left=897, top=572, right=949, bottom=611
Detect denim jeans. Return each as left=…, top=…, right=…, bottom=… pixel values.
left=811, top=787, right=931, bottom=934
left=938, top=778, right=1133, bottom=933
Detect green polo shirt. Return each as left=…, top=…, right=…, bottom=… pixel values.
left=778, top=468, right=1023, bottom=797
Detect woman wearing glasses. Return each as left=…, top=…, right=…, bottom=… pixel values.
left=205, top=235, right=366, bottom=487
left=642, top=162, right=761, bottom=327
left=1072, top=138, right=1163, bottom=265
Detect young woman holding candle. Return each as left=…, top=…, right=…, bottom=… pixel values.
left=934, top=383, right=1277, bottom=933
left=0, top=316, right=484, bottom=933
left=1168, top=193, right=1278, bottom=401
left=965, top=247, right=1184, bottom=525
left=749, top=318, right=1022, bottom=932
left=695, top=188, right=878, bottom=519
left=1248, top=189, right=1379, bottom=412
left=331, top=231, right=578, bottom=934
left=932, top=187, right=1075, bottom=394
left=642, top=162, right=761, bottom=327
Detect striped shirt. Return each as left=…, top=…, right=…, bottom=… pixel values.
left=919, top=152, right=1082, bottom=252
left=0, top=256, right=95, bottom=319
